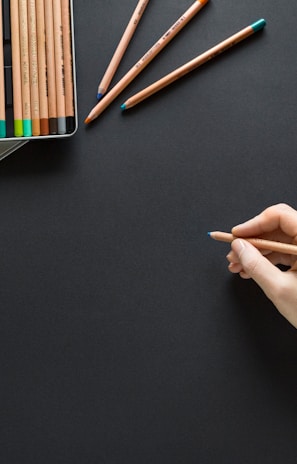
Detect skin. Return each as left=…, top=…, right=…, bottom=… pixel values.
left=226, top=203, right=297, bottom=329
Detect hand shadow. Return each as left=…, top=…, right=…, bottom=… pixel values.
left=227, top=275, right=297, bottom=413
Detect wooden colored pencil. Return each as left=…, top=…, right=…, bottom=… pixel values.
left=209, top=231, right=297, bottom=256
left=0, top=0, right=6, bottom=137
left=85, top=0, right=209, bottom=124
left=121, top=19, right=266, bottom=110
left=10, top=0, right=23, bottom=136
left=19, top=0, right=32, bottom=136
left=44, top=0, right=57, bottom=134
left=96, top=0, right=150, bottom=100
left=53, top=0, right=66, bottom=134
left=61, top=0, right=75, bottom=133
left=36, top=0, right=49, bottom=135
left=28, top=0, right=40, bottom=135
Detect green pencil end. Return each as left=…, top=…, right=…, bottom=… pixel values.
left=14, top=120, right=24, bottom=137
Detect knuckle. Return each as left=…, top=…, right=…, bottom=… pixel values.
left=270, top=202, right=290, bottom=211
left=269, top=277, right=290, bottom=303
left=263, top=203, right=291, bottom=219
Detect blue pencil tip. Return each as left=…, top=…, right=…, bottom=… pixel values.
left=97, top=93, right=103, bottom=101
left=121, top=104, right=126, bottom=111
left=207, top=232, right=211, bottom=237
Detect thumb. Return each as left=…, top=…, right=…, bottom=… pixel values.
left=232, top=239, right=281, bottom=301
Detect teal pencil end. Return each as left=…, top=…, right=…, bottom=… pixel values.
left=0, top=120, right=6, bottom=138
left=23, top=120, right=32, bottom=137
left=207, top=232, right=211, bottom=237
left=121, top=104, right=126, bottom=111
left=251, top=18, right=266, bottom=32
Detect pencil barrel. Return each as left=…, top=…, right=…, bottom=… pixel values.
left=122, top=20, right=266, bottom=110
left=210, top=231, right=297, bottom=256
left=124, top=26, right=255, bottom=108
left=97, top=0, right=150, bottom=97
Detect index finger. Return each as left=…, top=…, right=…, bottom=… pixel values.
left=232, top=203, right=297, bottom=240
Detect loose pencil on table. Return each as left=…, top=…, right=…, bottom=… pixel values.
left=96, top=0, right=150, bottom=101
left=121, top=19, right=266, bottom=111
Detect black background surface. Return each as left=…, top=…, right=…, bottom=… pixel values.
left=1, top=1, right=297, bottom=463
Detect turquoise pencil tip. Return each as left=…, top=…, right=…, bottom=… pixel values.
left=121, top=103, right=126, bottom=111
left=23, top=120, right=32, bottom=137
left=0, top=120, right=6, bottom=138
left=251, top=19, right=266, bottom=32
left=207, top=232, right=211, bottom=237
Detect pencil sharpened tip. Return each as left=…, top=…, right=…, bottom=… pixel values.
left=121, top=104, right=126, bottom=111
left=84, top=117, right=91, bottom=125
left=207, top=232, right=211, bottom=237
left=251, top=18, right=266, bottom=32
left=97, top=93, right=103, bottom=101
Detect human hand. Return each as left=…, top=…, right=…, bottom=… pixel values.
left=227, top=203, right=297, bottom=328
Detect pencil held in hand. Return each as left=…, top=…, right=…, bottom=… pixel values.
left=121, top=19, right=266, bottom=110
left=208, top=231, right=297, bottom=256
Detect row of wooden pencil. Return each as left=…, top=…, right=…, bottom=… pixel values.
left=0, top=0, right=75, bottom=138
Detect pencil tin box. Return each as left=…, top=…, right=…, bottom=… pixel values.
left=0, top=0, right=77, bottom=151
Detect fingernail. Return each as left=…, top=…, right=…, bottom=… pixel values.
left=232, top=239, right=245, bottom=256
